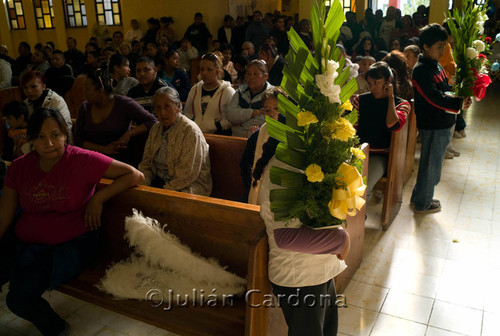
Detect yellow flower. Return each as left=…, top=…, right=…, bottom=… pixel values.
left=305, top=164, right=324, bottom=183
left=325, top=118, right=356, bottom=142
left=297, top=111, right=319, bottom=127
left=340, top=100, right=353, bottom=111
left=350, top=147, right=366, bottom=160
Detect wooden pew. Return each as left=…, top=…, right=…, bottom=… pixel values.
left=374, top=120, right=409, bottom=231
left=58, top=182, right=269, bottom=336
left=54, top=137, right=366, bottom=335
left=0, top=86, right=23, bottom=158
left=204, top=133, right=247, bottom=201
left=190, top=57, right=201, bottom=85
left=64, top=76, right=86, bottom=119
left=403, top=100, right=417, bottom=185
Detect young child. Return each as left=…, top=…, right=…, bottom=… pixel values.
left=355, top=56, right=375, bottom=94
left=44, top=50, right=74, bottom=96
left=3, top=101, right=30, bottom=158
left=410, top=24, right=471, bottom=213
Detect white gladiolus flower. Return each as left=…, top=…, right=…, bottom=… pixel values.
left=466, top=47, right=478, bottom=59
left=316, top=59, right=342, bottom=104
left=480, top=13, right=488, bottom=22
left=472, top=40, right=485, bottom=52
left=475, top=20, right=484, bottom=34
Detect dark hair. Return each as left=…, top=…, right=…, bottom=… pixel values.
left=52, top=50, right=64, bottom=56
left=3, top=101, right=28, bottom=120
left=21, top=70, right=45, bottom=86
left=34, top=43, right=43, bottom=51
left=27, top=107, right=71, bottom=143
left=19, top=41, right=30, bottom=51
left=87, top=50, right=100, bottom=59
left=246, top=59, right=268, bottom=73
left=147, top=17, right=156, bottom=24
left=390, top=38, right=402, bottom=51
left=253, top=10, right=262, bottom=16
left=46, top=41, right=55, bottom=50
left=365, top=61, right=398, bottom=96
left=0, top=159, right=6, bottom=190
left=219, top=43, right=234, bottom=53
left=252, top=137, right=280, bottom=187
left=404, top=44, right=420, bottom=57
left=87, top=66, right=113, bottom=94
left=356, top=36, right=375, bottom=56
left=383, top=51, right=408, bottom=85
left=131, top=40, right=140, bottom=47
left=419, top=23, right=448, bottom=50
left=232, top=53, right=249, bottom=68
left=109, top=54, right=129, bottom=73
left=194, top=12, right=203, bottom=18
left=160, top=16, right=174, bottom=24
left=375, top=50, right=388, bottom=62
left=85, top=42, right=99, bottom=51
left=103, top=46, right=116, bottom=54
left=113, top=31, right=123, bottom=38
left=67, top=36, right=77, bottom=44
left=201, top=52, right=223, bottom=69
left=136, top=56, right=156, bottom=68
left=223, top=15, right=234, bottom=23
left=259, top=43, right=278, bottom=58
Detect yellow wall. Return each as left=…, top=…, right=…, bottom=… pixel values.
left=1, top=0, right=288, bottom=55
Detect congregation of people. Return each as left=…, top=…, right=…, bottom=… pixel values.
left=0, top=4, right=497, bottom=335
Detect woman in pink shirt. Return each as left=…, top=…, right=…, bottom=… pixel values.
left=0, top=108, right=144, bottom=335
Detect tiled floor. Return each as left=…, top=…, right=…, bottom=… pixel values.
left=1, top=84, right=499, bottom=335
left=338, top=82, right=500, bottom=336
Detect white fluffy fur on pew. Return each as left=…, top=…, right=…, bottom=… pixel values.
left=99, top=209, right=247, bottom=302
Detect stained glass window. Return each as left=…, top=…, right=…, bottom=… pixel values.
left=95, top=0, right=121, bottom=26
left=6, top=0, right=26, bottom=30
left=63, top=0, right=87, bottom=27
left=33, top=0, right=55, bottom=29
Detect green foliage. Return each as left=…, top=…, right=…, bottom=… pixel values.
left=268, top=0, right=366, bottom=228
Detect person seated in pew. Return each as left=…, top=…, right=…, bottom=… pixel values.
left=251, top=126, right=351, bottom=336
left=257, top=43, right=285, bottom=86
left=74, top=67, right=157, bottom=167
left=0, top=108, right=144, bottom=336
left=44, top=50, right=74, bottom=97
left=183, top=52, right=235, bottom=135
left=139, top=86, right=212, bottom=196
left=2, top=101, right=30, bottom=158
left=109, top=54, right=139, bottom=96
left=159, top=49, right=191, bottom=102
left=240, top=86, right=283, bottom=203
left=351, top=61, right=411, bottom=202
left=226, top=59, right=273, bottom=137
left=21, top=70, right=73, bottom=131
left=127, top=56, right=170, bottom=113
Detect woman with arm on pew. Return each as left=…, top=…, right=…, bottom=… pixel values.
left=351, top=61, right=410, bottom=202
left=252, top=138, right=351, bottom=335
left=74, top=67, right=157, bottom=167
left=0, top=107, right=144, bottom=336
left=139, top=86, right=212, bottom=196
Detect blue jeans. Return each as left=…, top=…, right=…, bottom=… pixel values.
left=411, top=128, right=452, bottom=210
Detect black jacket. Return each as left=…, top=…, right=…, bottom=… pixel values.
left=412, top=56, right=462, bottom=130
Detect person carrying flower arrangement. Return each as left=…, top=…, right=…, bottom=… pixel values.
left=410, top=23, right=472, bottom=214
left=351, top=61, right=411, bottom=202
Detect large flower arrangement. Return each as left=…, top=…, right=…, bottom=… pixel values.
left=267, top=0, right=366, bottom=229
left=447, top=0, right=492, bottom=100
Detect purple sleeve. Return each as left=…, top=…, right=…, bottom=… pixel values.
left=121, top=96, right=158, bottom=130
left=273, top=226, right=347, bottom=255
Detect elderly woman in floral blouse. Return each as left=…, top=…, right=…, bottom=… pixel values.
left=138, top=86, right=212, bottom=196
